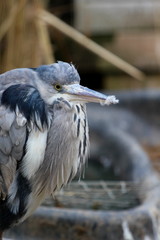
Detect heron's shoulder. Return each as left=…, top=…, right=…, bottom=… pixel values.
left=0, top=68, right=39, bottom=87
left=1, top=84, right=50, bottom=131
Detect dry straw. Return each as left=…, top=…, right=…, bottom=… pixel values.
left=0, top=0, right=145, bottom=81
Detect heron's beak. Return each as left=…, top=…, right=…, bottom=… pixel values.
left=63, top=84, right=119, bottom=105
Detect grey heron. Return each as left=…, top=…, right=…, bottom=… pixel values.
left=0, top=61, right=118, bottom=239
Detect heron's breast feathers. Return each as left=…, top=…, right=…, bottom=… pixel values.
left=32, top=102, right=89, bottom=197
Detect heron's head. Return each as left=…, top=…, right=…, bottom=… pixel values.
left=35, top=61, right=109, bottom=106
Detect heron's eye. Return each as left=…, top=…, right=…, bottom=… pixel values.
left=54, top=84, right=62, bottom=91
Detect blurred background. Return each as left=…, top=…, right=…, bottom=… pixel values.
left=1, top=0, right=160, bottom=89
left=2, top=1, right=160, bottom=239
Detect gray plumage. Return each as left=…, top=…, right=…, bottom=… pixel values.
left=0, top=61, right=111, bottom=235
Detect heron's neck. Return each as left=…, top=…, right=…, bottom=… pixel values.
left=32, top=102, right=89, bottom=196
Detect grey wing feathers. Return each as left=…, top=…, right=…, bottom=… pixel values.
left=0, top=68, right=37, bottom=91
left=0, top=105, right=27, bottom=200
